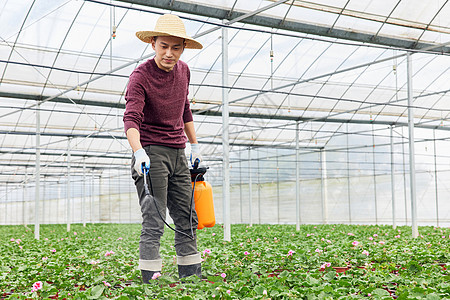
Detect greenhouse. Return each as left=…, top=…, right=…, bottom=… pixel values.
left=1, top=0, right=450, bottom=299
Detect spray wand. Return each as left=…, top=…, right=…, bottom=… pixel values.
left=141, top=162, right=198, bottom=240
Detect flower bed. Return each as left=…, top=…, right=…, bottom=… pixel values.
left=2, top=223, right=449, bottom=299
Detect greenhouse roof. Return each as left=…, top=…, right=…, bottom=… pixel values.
left=0, top=0, right=449, bottom=184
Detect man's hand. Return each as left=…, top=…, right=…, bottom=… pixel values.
left=190, top=143, right=203, bottom=168
left=134, top=148, right=150, bottom=176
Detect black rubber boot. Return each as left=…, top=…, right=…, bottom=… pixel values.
left=141, top=270, right=160, bottom=284
left=178, top=263, right=202, bottom=279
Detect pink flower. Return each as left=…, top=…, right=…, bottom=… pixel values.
left=74, top=232, right=77, bottom=235
left=117, top=237, right=123, bottom=240
left=256, top=238, right=261, bottom=242
left=220, top=273, right=226, bottom=278
left=151, top=272, right=161, bottom=280
left=263, top=290, right=268, bottom=295
left=90, top=260, right=100, bottom=265
left=203, top=249, right=212, bottom=255
left=227, top=290, right=231, bottom=294
left=315, top=248, right=323, bottom=253
left=395, top=235, right=400, bottom=238
left=42, top=257, right=48, bottom=261
left=347, top=233, right=355, bottom=236
left=368, top=237, right=373, bottom=241
left=102, top=281, right=111, bottom=287
left=379, top=241, right=385, bottom=245
left=320, top=262, right=331, bottom=269
left=104, top=250, right=115, bottom=257
left=32, top=281, right=43, bottom=292
left=373, top=234, right=378, bottom=237
left=352, top=241, right=359, bottom=246
left=362, top=250, right=369, bottom=256
left=327, top=240, right=331, bottom=243
left=19, top=246, right=23, bottom=250
left=50, top=249, right=56, bottom=253
left=244, top=251, right=249, bottom=255
left=212, top=233, right=216, bottom=236
left=10, top=238, right=15, bottom=242
left=287, top=250, right=294, bottom=256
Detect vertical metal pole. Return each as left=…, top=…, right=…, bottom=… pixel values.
left=83, top=158, right=86, bottom=227
left=222, top=22, right=231, bottom=241
left=35, top=101, right=41, bottom=240
left=257, top=150, right=261, bottom=224
left=118, top=168, right=121, bottom=224
left=109, top=172, right=112, bottom=222
left=239, top=150, right=242, bottom=223
left=433, top=130, right=439, bottom=227
left=407, top=52, right=418, bottom=238
left=276, top=149, right=280, bottom=224
left=295, top=121, right=300, bottom=230
left=43, top=176, right=46, bottom=224
left=321, top=149, right=328, bottom=224
left=391, top=126, right=396, bottom=229
left=23, top=170, right=27, bottom=226
left=402, top=129, right=408, bottom=225
left=22, top=181, right=25, bottom=225
left=98, top=174, right=102, bottom=223
left=346, top=124, right=351, bottom=223
left=372, top=126, right=378, bottom=224
left=91, top=172, right=94, bottom=223
left=248, top=148, right=253, bottom=227
left=5, top=185, right=8, bottom=224
left=67, top=137, right=71, bottom=232
left=57, top=181, right=61, bottom=224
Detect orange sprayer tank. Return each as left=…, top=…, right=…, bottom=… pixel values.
left=190, top=167, right=215, bottom=229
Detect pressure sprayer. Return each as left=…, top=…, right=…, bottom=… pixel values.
left=141, top=160, right=215, bottom=240
left=190, top=160, right=215, bottom=229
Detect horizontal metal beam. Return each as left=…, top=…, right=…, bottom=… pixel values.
left=115, top=0, right=450, bottom=54
left=0, top=91, right=125, bottom=109
left=194, top=110, right=450, bottom=131
left=1, top=90, right=450, bottom=131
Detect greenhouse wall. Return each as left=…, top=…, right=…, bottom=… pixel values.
left=3, top=170, right=449, bottom=227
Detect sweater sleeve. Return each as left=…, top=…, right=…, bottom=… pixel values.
left=182, top=66, right=194, bottom=124
left=123, top=71, right=146, bottom=133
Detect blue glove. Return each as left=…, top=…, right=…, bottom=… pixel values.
left=134, top=148, right=150, bottom=176
left=190, top=143, right=203, bottom=168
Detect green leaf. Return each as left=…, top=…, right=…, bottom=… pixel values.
left=371, top=288, right=390, bottom=296
left=279, top=270, right=289, bottom=278
left=88, top=285, right=105, bottom=299
left=254, top=286, right=265, bottom=295
left=324, top=271, right=335, bottom=281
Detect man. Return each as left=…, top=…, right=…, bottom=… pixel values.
left=123, top=14, right=203, bottom=283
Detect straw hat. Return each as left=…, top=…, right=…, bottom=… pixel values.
left=136, top=14, right=203, bottom=49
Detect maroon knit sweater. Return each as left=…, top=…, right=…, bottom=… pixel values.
left=123, top=58, right=193, bottom=148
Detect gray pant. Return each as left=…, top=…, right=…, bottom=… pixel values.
left=131, top=145, right=200, bottom=271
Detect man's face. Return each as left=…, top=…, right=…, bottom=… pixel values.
left=151, top=36, right=185, bottom=72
